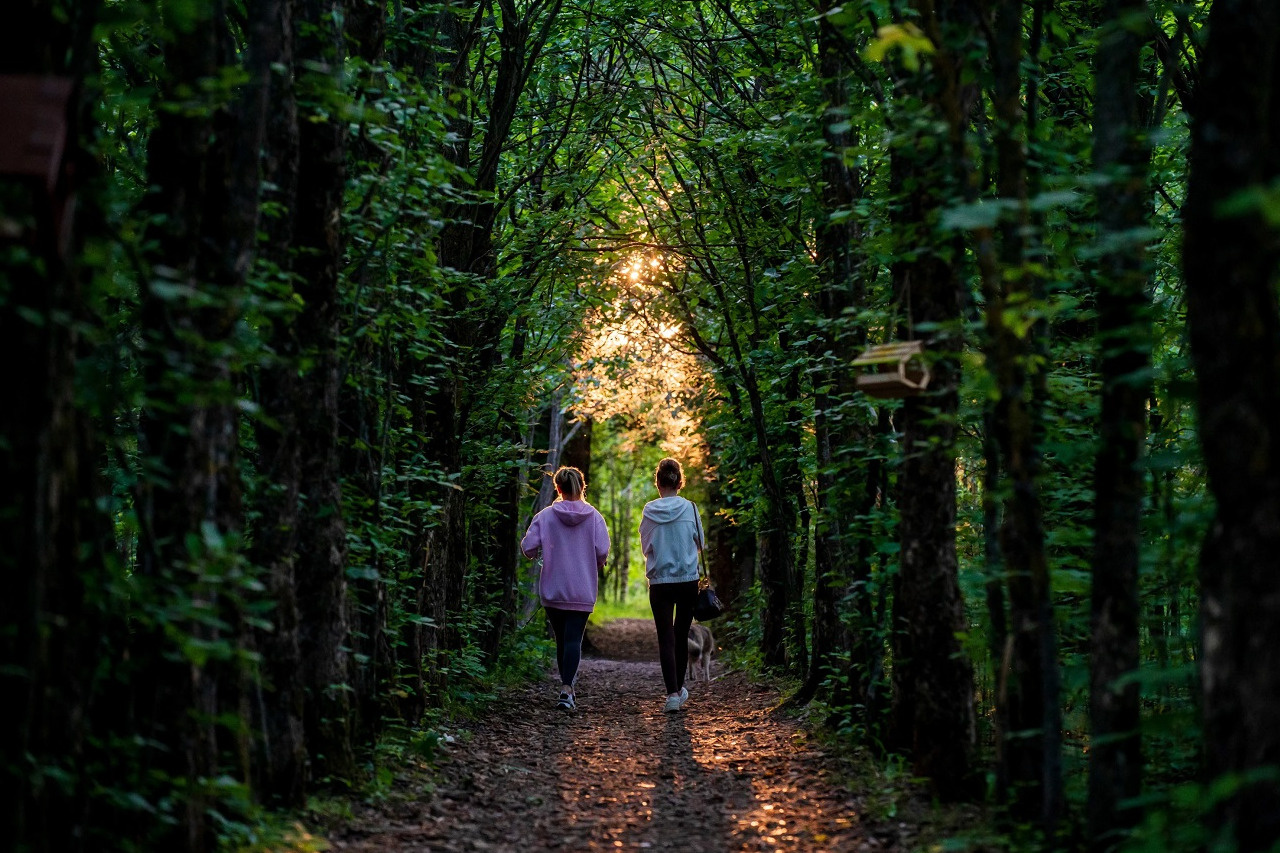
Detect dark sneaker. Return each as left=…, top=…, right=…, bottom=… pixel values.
left=557, top=691, right=576, bottom=711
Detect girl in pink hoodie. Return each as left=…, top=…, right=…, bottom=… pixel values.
left=521, top=466, right=610, bottom=710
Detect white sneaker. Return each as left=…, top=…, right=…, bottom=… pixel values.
left=678, top=686, right=689, bottom=708
left=663, top=693, right=683, bottom=713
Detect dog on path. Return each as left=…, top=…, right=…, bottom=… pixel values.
left=687, top=623, right=715, bottom=683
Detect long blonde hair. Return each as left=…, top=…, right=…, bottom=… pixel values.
left=554, top=466, right=586, bottom=500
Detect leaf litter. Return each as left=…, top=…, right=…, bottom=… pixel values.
left=328, top=619, right=930, bottom=852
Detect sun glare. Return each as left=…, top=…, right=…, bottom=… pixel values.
left=572, top=253, right=711, bottom=459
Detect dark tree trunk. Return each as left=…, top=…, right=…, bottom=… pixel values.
left=795, top=0, right=866, bottom=708
left=777, top=346, right=810, bottom=677
left=133, top=0, right=273, bottom=843
left=886, top=0, right=979, bottom=803
left=706, top=475, right=753, bottom=610
left=1089, top=0, right=1152, bottom=846
left=291, top=0, right=356, bottom=783
left=889, top=317, right=976, bottom=803
left=481, top=321, right=534, bottom=658
left=247, top=0, right=307, bottom=806
left=560, top=414, right=593, bottom=483
left=403, top=0, right=482, bottom=699
left=981, top=408, right=1010, bottom=791
left=0, top=7, right=107, bottom=850
left=408, top=0, right=564, bottom=693
left=339, top=0, right=392, bottom=741
left=971, top=0, right=1064, bottom=830
left=1183, top=3, right=1280, bottom=850
left=336, top=332, right=393, bottom=742
left=707, top=353, right=803, bottom=674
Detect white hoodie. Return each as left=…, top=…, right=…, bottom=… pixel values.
left=639, top=496, right=704, bottom=585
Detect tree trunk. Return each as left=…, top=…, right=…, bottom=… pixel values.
left=706, top=474, right=754, bottom=611
left=561, top=414, right=593, bottom=485
left=134, top=0, right=273, bottom=843
left=982, top=408, right=1010, bottom=793
left=291, top=0, right=356, bottom=783
left=796, top=0, right=866, bottom=707
left=886, top=0, right=979, bottom=802
left=735, top=369, right=802, bottom=673
left=0, top=8, right=107, bottom=849
left=339, top=0, right=392, bottom=736
left=413, top=0, right=564, bottom=690
left=1089, top=0, right=1152, bottom=846
left=1183, top=3, right=1280, bottom=849
left=245, top=0, right=308, bottom=807
left=971, top=0, right=1064, bottom=830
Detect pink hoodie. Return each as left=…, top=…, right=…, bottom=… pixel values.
left=521, top=499, right=610, bottom=612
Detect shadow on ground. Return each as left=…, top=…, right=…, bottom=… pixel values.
left=328, top=618, right=904, bottom=852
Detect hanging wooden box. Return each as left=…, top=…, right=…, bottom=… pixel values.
left=0, top=74, right=73, bottom=193
left=852, top=341, right=931, bottom=398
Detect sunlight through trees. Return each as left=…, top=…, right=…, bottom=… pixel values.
left=6, top=0, right=1280, bottom=851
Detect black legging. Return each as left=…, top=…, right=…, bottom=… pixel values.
left=649, top=580, right=699, bottom=694
left=545, top=607, right=590, bottom=688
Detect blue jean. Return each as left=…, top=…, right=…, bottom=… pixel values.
left=545, top=607, right=590, bottom=688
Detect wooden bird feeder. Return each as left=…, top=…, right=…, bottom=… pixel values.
left=0, top=75, right=73, bottom=193
left=852, top=340, right=931, bottom=398
left=0, top=75, right=75, bottom=247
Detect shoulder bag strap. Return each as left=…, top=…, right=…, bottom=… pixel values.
left=691, top=501, right=709, bottom=580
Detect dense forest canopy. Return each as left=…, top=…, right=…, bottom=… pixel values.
left=4, top=0, right=1280, bottom=850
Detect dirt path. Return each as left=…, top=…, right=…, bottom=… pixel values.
left=328, top=619, right=908, bottom=852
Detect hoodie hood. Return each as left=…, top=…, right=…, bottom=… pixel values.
left=641, top=496, right=692, bottom=525
left=551, top=499, right=596, bottom=527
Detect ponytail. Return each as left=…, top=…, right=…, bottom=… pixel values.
left=553, top=466, right=585, bottom=500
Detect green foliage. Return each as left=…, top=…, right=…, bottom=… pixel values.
left=1122, top=768, right=1280, bottom=853
left=3, top=0, right=1251, bottom=850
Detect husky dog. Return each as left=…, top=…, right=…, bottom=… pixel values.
left=687, top=623, right=715, bottom=683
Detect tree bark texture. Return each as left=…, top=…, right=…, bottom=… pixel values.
left=560, top=414, right=593, bottom=485
left=0, top=7, right=106, bottom=849
left=886, top=0, right=980, bottom=802
left=796, top=0, right=868, bottom=709
left=291, top=0, right=356, bottom=783
left=1183, top=2, right=1280, bottom=849
left=970, top=0, right=1065, bottom=830
left=246, top=0, right=308, bottom=805
left=134, top=0, right=273, bottom=843
left=746, top=380, right=802, bottom=674
left=886, top=161, right=976, bottom=801
left=1089, top=0, right=1151, bottom=846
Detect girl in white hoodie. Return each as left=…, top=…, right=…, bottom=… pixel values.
left=640, top=457, right=705, bottom=712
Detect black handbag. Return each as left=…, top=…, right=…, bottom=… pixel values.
left=692, top=523, right=724, bottom=621
left=694, top=579, right=724, bottom=621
